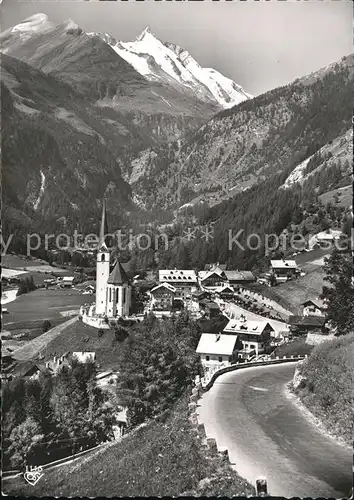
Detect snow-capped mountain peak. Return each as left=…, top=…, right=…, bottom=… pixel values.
left=90, top=27, right=252, bottom=109
left=135, top=26, right=156, bottom=41
left=10, top=13, right=54, bottom=34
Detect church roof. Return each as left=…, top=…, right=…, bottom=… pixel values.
left=107, top=260, right=129, bottom=285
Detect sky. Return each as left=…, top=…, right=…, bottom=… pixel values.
left=1, top=0, right=352, bottom=96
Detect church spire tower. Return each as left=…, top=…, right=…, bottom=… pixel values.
left=95, top=199, right=110, bottom=315
left=98, top=198, right=109, bottom=250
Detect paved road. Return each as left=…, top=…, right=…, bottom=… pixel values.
left=198, top=363, right=352, bottom=497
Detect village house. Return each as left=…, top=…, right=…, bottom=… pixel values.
left=205, top=301, right=220, bottom=318
left=301, top=299, right=326, bottom=317
left=149, top=282, right=176, bottom=311
left=215, top=284, right=235, bottom=300
left=223, top=316, right=273, bottom=359
left=310, top=229, right=343, bottom=249
left=112, top=407, right=128, bottom=440
left=158, top=269, right=198, bottom=299
left=2, top=357, right=41, bottom=382
left=288, top=315, right=326, bottom=335
left=270, top=259, right=299, bottom=282
left=196, top=333, right=241, bottom=365
left=199, top=299, right=220, bottom=318
left=59, top=276, right=76, bottom=287
left=198, top=264, right=228, bottom=289
left=192, top=290, right=211, bottom=301
left=224, top=270, right=256, bottom=287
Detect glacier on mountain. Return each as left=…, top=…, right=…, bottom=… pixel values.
left=89, top=27, right=252, bottom=109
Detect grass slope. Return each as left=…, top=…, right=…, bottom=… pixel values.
left=35, top=319, right=123, bottom=370
left=319, top=184, right=353, bottom=208
left=4, top=394, right=255, bottom=497
left=294, top=333, right=354, bottom=445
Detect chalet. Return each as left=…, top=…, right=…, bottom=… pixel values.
left=150, top=282, right=176, bottom=311
left=192, top=290, right=211, bottom=301
left=223, top=316, right=273, bottom=359
left=301, top=299, right=326, bottom=317
left=270, top=260, right=299, bottom=281
left=205, top=301, right=220, bottom=318
left=159, top=269, right=198, bottom=299
left=198, top=298, right=210, bottom=310
left=2, top=360, right=41, bottom=381
left=288, top=315, right=326, bottom=335
left=312, top=229, right=343, bottom=249
left=196, top=333, right=241, bottom=365
left=224, top=270, right=256, bottom=287
left=216, top=284, right=235, bottom=299
left=112, top=407, right=128, bottom=440
left=198, top=265, right=227, bottom=289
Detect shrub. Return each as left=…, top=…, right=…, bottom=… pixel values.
left=42, top=320, right=52, bottom=333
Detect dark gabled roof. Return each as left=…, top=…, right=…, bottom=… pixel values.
left=107, top=260, right=129, bottom=285
left=207, top=302, right=220, bottom=310
left=301, top=299, right=325, bottom=309
left=11, top=361, right=39, bottom=378
left=225, top=270, right=255, bottom=281
left=193, top=290, right=210, bottom=297
left=288, top=315, right=325, bottom=327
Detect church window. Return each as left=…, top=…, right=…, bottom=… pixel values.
left=101, top=254, right=105, bottom=262
left=116, top=288, right=119, bottom=303
left=109, top=288, right=112, bottom=302
left=123, top=288, right=126, bottom=304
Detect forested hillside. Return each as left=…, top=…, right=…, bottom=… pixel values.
left=131, top=54, right=353, bottom=210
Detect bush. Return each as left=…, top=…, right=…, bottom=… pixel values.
left=42, top=320, right=52, bottom=333
left=98, top=329, right=104, bottom=338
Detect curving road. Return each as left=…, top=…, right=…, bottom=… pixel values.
left=197, top=363, right=352, bottom=497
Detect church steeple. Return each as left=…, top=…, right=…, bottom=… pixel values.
left=98, top=199, right=109, bottom=250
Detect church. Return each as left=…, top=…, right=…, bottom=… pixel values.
left=80, top=201, right=132, bottom=328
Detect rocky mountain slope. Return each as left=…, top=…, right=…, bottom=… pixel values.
left=129, top=54, right=353, bottom=210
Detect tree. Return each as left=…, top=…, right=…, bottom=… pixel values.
left=42, top=320, right=52, bottom=333
left=116, top=315, right=201, bottom=428
left=7, top=417, right=44, bottom=469
left=321, top=249, right=354, bottom=335
left=269, top=274, right=277, bottom=287
left=114, top=326, right=129, bottom=342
